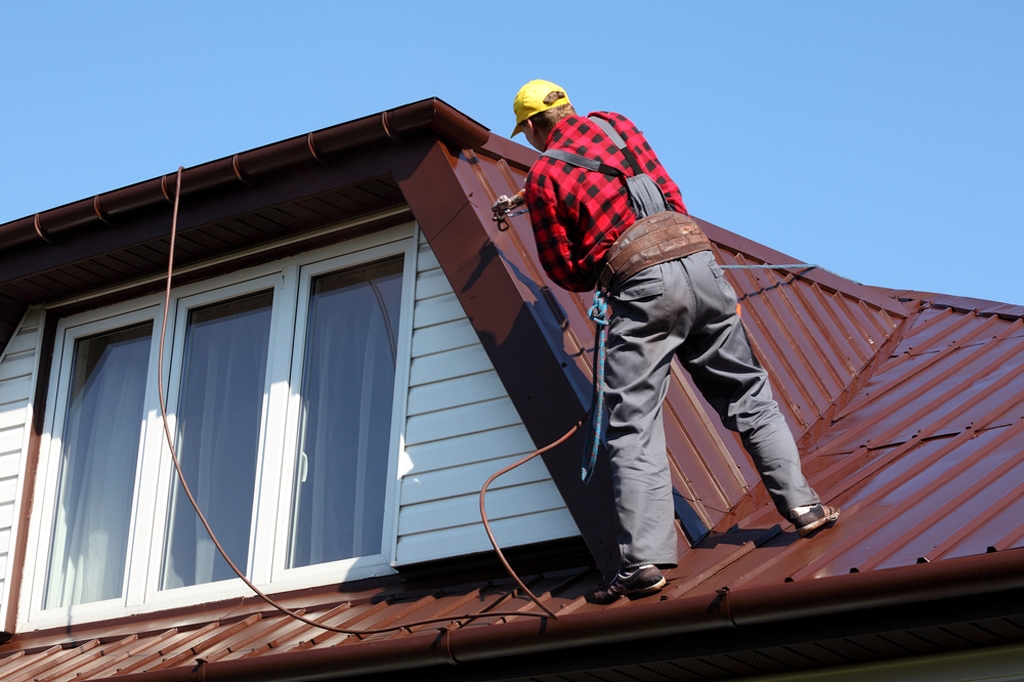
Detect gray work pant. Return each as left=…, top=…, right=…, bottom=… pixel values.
left=604, top=250, right=820, bottom=570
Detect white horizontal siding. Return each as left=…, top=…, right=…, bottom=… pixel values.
left=404, top=424, right=536, bottom=474
left=413, top=292, right=466, bottom=329
left=416, top=245, right=440, bottom=271
left=399, top=480, right=568, bottom=536
left=0, top=307, right=44, bottom=628
left=0, top=405, right=27, bottom=432
left=0, top=477, right=17, bottom=505
left=401, top=452, right=554, bottom=506
left=406, top=371, right=508, bottom=416
left=408, top=344, right=494, bottom=388
left=396, top=509, right=579, bottom=565
left=0, top=377, right=32, bottom=411
left=410, top=318, right=478, bottom=358
left=0, top=353, right=35, bottom=383
left=393, top=237, right=577, bottom=565
left=0, top=429, right=25, bottom=457
left=412, top=268, right=452, bottom=300
left=406, top=397, right=524, bottom=446
left=0, top=453, right=20, bottom=480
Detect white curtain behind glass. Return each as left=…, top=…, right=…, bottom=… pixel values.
left=289, top=258, right=403, bottom=567
left=161, top=291, right=272, bottom=589
left=45, top=323, right=152, bottom=608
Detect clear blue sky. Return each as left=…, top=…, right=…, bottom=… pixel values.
left=2, top=2, right=1021, bottom=304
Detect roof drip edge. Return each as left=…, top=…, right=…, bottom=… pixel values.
left=105, top=548, right=1024, bottom=682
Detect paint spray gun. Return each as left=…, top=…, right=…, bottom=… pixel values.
left=491, top=189, right=528, bottom=231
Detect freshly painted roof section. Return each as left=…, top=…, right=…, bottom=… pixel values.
left=1, top=100, right=1023, bottom=680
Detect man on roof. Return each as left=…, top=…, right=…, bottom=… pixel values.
left=511, top=79, right=839, bottom=602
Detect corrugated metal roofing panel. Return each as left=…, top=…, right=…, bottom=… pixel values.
left=710, top=242, right=903, bottom=435
left=813, top=311, right=1024, bottom=454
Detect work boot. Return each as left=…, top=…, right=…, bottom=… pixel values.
left=791, top=503, right=840, bottom=537
left=590, top=565, right=666, bottom=604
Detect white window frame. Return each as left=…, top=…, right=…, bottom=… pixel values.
left=24, top=302, right=164, bottom=625
left=20, top=222, right=418, bottom=629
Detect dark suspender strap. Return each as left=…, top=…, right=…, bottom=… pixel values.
left=588, top=116, right=644, bottom=177
left=543, top=148, right=624, bottom=177
left=542, top=116, right=645, bottom=177
left=588, top=116, right=668, bottom=217
left=542, top=116, right=670, bottom=219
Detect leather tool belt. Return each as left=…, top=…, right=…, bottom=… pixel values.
left=598, top=211, right=712, bottom=292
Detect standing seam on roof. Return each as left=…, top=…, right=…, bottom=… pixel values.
left=789, top=416, right=1024, bottom=581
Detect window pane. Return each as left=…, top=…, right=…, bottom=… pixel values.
left=288, top=258, right=403, bottom=567
left=161, top=291, right=273, bottom=589
left=45, top=322, right=152, bottom=608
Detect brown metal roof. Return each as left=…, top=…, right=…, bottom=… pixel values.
left=2, top=100, right=1024, bottom=681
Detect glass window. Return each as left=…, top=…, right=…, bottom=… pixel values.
left=45, top=322, right=152, bottom=608
left=161, top=291, right=273, bottom=589
left=27, top=228, right=415, bottom=627
left=289, top=258, right=403, bottom=567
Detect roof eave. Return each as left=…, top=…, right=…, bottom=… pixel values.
left=107, top=547, right=1024, bottom=681
left=0, top=98, right=488, bottom=253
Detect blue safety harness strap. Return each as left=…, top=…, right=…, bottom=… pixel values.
left=582, top=291, right=609, bottom=483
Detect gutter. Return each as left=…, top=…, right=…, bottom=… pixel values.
left=111, top=547, right=1024, bottom=681
left=0, top=98, right=489, bottom=253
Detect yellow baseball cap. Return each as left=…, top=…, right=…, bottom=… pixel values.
left=511, top=80, right=571, bottom=137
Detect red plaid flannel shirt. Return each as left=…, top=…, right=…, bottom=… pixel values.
left=525, top=112, right=687, bottom=292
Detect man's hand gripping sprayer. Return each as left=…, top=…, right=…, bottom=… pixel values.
left=491, top=189, right=528, bottom=231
